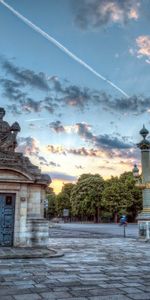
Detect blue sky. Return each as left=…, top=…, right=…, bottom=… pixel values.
left=0, top=0, right=150, bottom=192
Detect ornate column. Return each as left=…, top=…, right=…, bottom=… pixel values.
left=137, top=125, right=150, bottom=240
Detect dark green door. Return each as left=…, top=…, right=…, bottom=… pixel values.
left=0, top=194, right=15, bottom=246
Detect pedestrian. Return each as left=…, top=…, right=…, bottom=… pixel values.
left=120, top=214, right=127, bottom=226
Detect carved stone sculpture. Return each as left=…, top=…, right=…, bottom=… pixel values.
left=0, top=107, right=51, bottom=184
left=0, top=107, right=20, bottom=152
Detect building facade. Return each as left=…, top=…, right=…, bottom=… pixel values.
left=0, top=107, right=51, bottom=247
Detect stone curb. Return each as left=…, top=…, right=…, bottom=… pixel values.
left=0, top=247, right=64, bottom=259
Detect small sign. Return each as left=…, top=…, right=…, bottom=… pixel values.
left=63, top=209, right=69, bottom=217
left=44, top=199, right=48, bottom=208
left=20, top=197, right=26, bottom=202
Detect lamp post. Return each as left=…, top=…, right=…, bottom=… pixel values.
left=135, top=125, right=150, bottom=240
left=132, top=164, right=139, bottom=179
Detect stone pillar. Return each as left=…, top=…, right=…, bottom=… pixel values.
left=26, top=184, right=49, bottom=247
left=27, top=185, right=41, bottom=218
left=137, top=125, right=150, bottom=240
left=40, top=188, right=45, bottom=218
left=18, top=184, right=28, bottom=246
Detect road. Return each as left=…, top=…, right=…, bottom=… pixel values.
left=50, top=223, right=138, bottom=238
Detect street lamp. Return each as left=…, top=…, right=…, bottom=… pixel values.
left=132, top=164, right=139, bottom=179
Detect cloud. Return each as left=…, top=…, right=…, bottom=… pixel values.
left=0, top=78, right=27, bottom=102
left=47, top=144, right=103, bottom=157
left=75, top=122, right=132, bottom=149
left=75, top=122, right=93, bottom=139
left=43, top=97, right=58, bottom=114
left=17, top=137, right=61, bottom=169
left=49, top=121, right=65, bottom=133
left=1, top=58, right=150, bottom=116
left=1, top=59, right=50, bottom=91
left=95, top=134, right=132, bottom=149
left=99, top=164, right=115, bottom=171
left=50, top=171, right=77, bottom=181
left=6, top=104, right=22, bottom=115
left=17, top=136, right=40, bottom=156
left=21, top=98, right=42, bottom=113
left=100, top=93, right=150, bottom=115
left=39, top=156, right=60, bottom=167
left=63, top=85, right=91, bottom=109
left=68, top=147, right=101, bottom=156
left=136, top=35, right=150, bottom=62
left=49, top=76, right=64, bottom=93
left=49, top=161, right=61, bottom=167
left=72, top=0, right=140, bottom=30
left=48, top=120, right=133, bottom=155
left=75, top=165, right=84, bottom=169
left=0, top=78, right=57, bottom=114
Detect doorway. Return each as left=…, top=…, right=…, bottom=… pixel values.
left=0, top=193, right=15, bottom=246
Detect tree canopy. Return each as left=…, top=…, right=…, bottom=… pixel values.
left=47, top=172, right=142, bottom=222
left=70, top=174, right=105, bottom=222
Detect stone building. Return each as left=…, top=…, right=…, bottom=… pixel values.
left=0, top=107, right=51, bottom=247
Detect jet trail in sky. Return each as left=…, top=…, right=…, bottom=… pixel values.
left=0, top=0, right=129, bottom=98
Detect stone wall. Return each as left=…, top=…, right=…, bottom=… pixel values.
left=0, top=169, right=49, bottom=247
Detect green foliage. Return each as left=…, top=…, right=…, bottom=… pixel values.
left=47, top=190, right=57, bottom=218
left=56, top=183, right=74, bottom=216
left=102, top=172, right=142, bottom=221
left=47, top=171, right=143, bottom=222
left=70, top=174, right=104, bottom=222
left=119, top=172, right=142, bottom=220
left=102, top=178, right=132, bottom=216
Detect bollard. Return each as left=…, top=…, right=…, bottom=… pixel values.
left=124, top=224, right=126, bottom=238
left=146, top=222, right=150, bottom=240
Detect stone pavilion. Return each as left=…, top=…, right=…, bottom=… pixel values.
left=0, top=107, right=51, bottom=247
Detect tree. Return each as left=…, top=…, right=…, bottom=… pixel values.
left=119, top=172, right=142, bottom=221
left=56, top=183, right=74, bottom=217
left=71, top=174, right=104, bottom=222
left=102, top=177, right=133, bottom=220
left=102, top=172, right=142, bottom=222
left=47, top=189, right=57, bottom=219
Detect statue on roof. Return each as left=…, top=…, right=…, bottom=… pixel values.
left=0, top=107, right=20, bottom=152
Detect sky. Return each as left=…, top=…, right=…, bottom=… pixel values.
left=0, top=0, right=150, bottom=193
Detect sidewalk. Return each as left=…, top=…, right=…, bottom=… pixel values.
left=0, top=234, right=150, bottom=299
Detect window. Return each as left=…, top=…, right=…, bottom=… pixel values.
left=5, top=196, right=12, bottom=205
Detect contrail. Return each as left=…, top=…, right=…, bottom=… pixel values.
left=0, top=0, right=129, bottom=98
left=25, top=118, right=49, bottom=122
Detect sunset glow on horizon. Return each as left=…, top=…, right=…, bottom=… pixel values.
left=0, top=0, right=149, bottom=194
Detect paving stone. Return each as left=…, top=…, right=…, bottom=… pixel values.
left=88, top=296, right=131, bottom=300
left=52, top=287, right=69, bottom=292
left=127, top=293, right=150, bottom=299
left=138, top=285, right=150, bottom=292
left=69, top=289, right=91, bottom=297
left=123, top=282, right=143, bottom=287
left=89, top=288, right=125, bottom=296
left=0, top=289, right=31, bottom=296
left=40, top=291, right=71, bottom=299
left=120, top=287, right=144, bottom=294
left=0, top=297, right=14, bottom=300
left=99, top=283, right=125, bottom=288
left=59, top=298, right=88, bottom=300
left=13, top=281, right=36, bottom=285
left=13, top=294, right=42, bottom=300
left=30, top=287, right=51, bottom=293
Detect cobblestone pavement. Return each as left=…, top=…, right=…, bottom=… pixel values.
left=0, top=229, right=150, bottom=299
